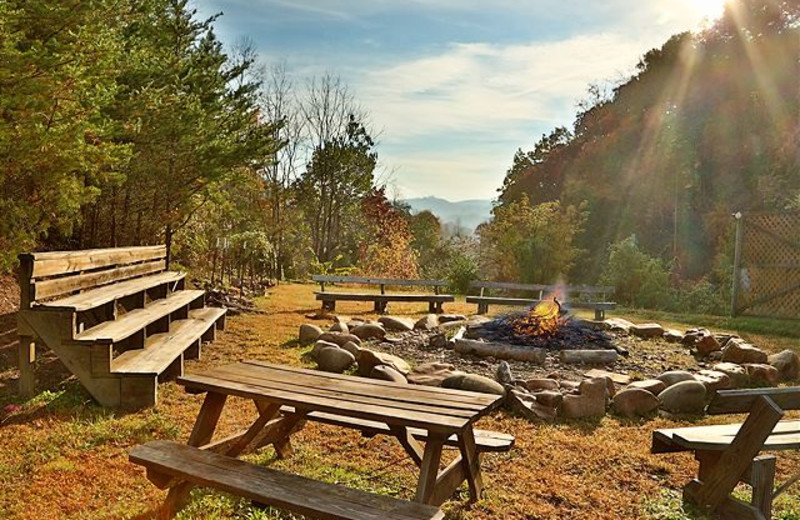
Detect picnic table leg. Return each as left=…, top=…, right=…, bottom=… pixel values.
left=458, top=427, right=484, bottom=502
left=390, top=426, right=424, bottom=467
left=415, top=433, right=445, bottom=504
left=750, top=455, right=776, bottom=520
left=161, top=392, right=227, bottom=519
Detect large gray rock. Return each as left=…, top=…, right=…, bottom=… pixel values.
left=407, top=362, right=461, bottom=386
left=658, top=380, right=706, bottom=414
left=663, top=329, right=684, bottom=343
left=657, top=370, right=696, bottom=387
left=696, top=334, right=722, bottom=356
left=442, top=373, right=506, bottom=396
left=351, top=323, right=386, bottom=340
left=340, top=341, right=361, bottom=358
left=358, top=349, right=411, bottom=376
left=299, top=324, right=323, bottom=345
left=507, top=389, right=557, bottom=421
left=414, top=314, right=439, bottom=331
left=603, top=318, right=635, bottom=333
left=695, top=370, right=732, bottom=393
left=743, top=363, right=780, bottom=386
left=531, top=390, right=563, bottom=409
left=370, top=365, right=407, bottom=383
left=629, top=323, right=664, bottom=339
left=560, top=378, right=608, bottom=419
left=495, top=361, right=514, bottom=386
left=627, top=379, right=667, bottom=396
left=613, top=388, right=660, bottom=417
left=721, top=338, right=768, bottom=364
left=712, top=362, right=750, bottom=388
left=318, top=332, right=362, bottom=347
left=329, top=317, right=349, bottom=333
left=378, top=316, right=415, bottom=332
left=317, top=347, right=356, bottom=373
left=311, top=340, right=340, bottom=360
left=769, top=350, right=800, bottom=381
left=526, top=378, right=561, bottom=392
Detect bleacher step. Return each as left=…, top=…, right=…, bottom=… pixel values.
left=111, top=307, right=226, bottom=375
left=76, top=290, right=205, bottom=343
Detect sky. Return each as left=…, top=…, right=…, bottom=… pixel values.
left=194, top=0, right=725, bottom=201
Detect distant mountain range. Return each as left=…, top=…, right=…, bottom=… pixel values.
left=404, top=196, right=493, bottom=234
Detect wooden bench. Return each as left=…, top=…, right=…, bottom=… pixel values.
left=281, top=406, right=515, bottom=453
left=313, top=275, right=455, bottom=314
left=17, top=246, right=226, bottom=408
left=652, top=387, right=800, bottom=520
left=130, top=440, right=444, bottom=520
left=466, top=281, right=616, bottom=320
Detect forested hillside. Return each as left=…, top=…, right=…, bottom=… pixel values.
left=483, top=0, right=799, bottom=312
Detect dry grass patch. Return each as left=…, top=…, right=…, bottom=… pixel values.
left=0, top=283, right=799, bottom=519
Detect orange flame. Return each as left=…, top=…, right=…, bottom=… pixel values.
left=513, top=298, right=565, bottom=337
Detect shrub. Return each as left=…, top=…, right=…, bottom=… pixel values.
left=446, top=251, right=480, bottom=295
left=600, top=235, right=674, bottom=309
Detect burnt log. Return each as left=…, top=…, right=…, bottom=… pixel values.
left=454, top=338, right=546, bottom=364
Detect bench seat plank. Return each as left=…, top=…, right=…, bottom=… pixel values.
left=111, top=307, right=225, bottom=375
left=315, top=292, right=454, bottom=302
left=282, top=407, right=514, bottom=453
left=654, top=420, right=800, bottom=453
left=130, top=440, right=444, bottom=520
left=76, top=290, right=205, bottom=343
left=37, top=271, right=185, bottom=312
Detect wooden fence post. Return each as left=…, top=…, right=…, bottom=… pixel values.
left=730, top=212, right=744, bottom=317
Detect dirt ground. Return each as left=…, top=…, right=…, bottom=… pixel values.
left=1, top=282, right=799, bottom=520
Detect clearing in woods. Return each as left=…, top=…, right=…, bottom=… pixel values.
left=1, top=283, right=800, bottom=519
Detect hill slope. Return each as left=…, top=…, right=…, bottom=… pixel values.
left=404, top=196, right=492, bottom=233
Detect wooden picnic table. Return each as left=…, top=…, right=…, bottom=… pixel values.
left=165, top=361, right=505, bottom=512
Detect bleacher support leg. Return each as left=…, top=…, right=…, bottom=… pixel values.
left=18, top=335, right=35, bottom=398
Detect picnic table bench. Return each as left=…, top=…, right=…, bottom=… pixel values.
left=466, top=281, right=616, bottom=320
left=313, top=275, right=455, bottom=314
left=130, top=361, right=511, bottom=519
left=652, top=387, right=800, bottom=520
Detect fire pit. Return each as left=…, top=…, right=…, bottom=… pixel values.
left=468, top=299, right=616, bottom=350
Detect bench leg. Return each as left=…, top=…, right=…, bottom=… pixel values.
left=18, top=336, right=35, bottom=398
left=322, top=300, right=335, bottom=312
left=428, top=301, right=436, bottom=314
left=415, top=433, right=445, bottom=504
left=161, top=392, right=228, bottom=519
left=458, top=427, right=484, bottom=502
left=750, top=455, right=776, bottom=520
left=477, top=303, right=489, bottom=315
left=595, top=309, right=605, bottom=321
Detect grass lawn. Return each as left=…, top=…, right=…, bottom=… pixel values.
left=1, top=283, right=799, bottom=519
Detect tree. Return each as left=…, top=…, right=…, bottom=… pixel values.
left=0, top=0, right=131, bottom=269
left=359, top=188, right=419, bottom=278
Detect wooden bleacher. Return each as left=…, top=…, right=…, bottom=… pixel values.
left=17, top=245, right=226, bottom=409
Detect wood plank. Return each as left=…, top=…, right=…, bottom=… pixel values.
left=315, top=293, right=454, bottom=302
left=130, top=441, right=444, bottom=520
left=693, top=396, right=783, bottom=512
left=203, top=365, right=478, bottom=420
left=313, top=275, right=448, bottom=287
left=223, top=364, right=489, bottom=413
left=468, top=281, right=615, bottom=294
left=111, top=307, right=225, bottom=374
left=285, top=408, right=515, bottom=452
left=177, top=372, right=470, bottom=433
left=708, top=387, right=800, bottom=414
left=33, top=259, right=166, bottom=301
left=25, top=245, right=166, bottom=278
left=37, top=271, right=184, bottom=311
left=243, top=361, right=501, bottom=406
left=77, top=290, right=205, bottom=342
left=465, top=296, right=616, bottom=310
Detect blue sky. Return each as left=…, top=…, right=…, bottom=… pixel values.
left=194, top=0, right=724, bottom=201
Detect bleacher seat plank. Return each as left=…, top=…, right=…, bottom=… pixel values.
left=313, top=275, right=448, bottom=287
left=76, top=290, right=205, bottom=342
left=284, top=408, right=514, bottom=453
left=130, top=440, right=444, bottom=520
left=38, top=271, right=185, bottom=311
left=111, top=307, right=225, bottom=375
left=33, top=259, right=167, bottom=300
left=315, top=293, right=452, bottom=302
left=24, top=245, right=166, bottom=278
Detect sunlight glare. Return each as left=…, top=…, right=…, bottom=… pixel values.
left=684, top=0, right=728, bottom=21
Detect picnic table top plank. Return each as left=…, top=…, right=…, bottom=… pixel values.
left=247, top=361, right=499, bottom=405
left=178, top=362, right=502, bottom=434
left=206, top=365, right=479, bottom=419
